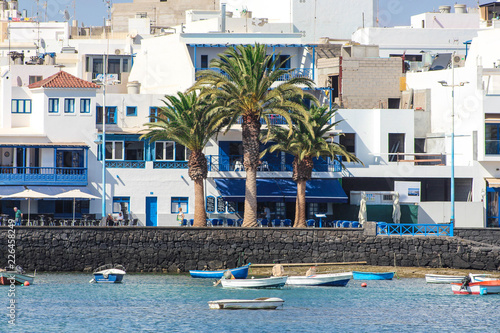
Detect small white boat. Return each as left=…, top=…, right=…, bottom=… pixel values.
left=0, top=268, right=35, bottom=285
left=286, top=272, right=352, bottom=287
left=425, top=274, right=466, bottom=284
left=208, top=297, right=284, bottom=310
left=220, top=276, right=288, bottom=289
left=469, top=273, right=498, bottom=283
left=90, top=264, right=126, bottom=283
left=451, top=280, right=500, bottom=295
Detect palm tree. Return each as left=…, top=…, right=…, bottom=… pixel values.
left=263, top=105, right=362, bottom=228
left=141, top=91, right=220, bottom=227
left=192, top=44, right=315, bottom=227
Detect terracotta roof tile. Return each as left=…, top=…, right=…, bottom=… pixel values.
left=28, top=71, right=100, bottom=89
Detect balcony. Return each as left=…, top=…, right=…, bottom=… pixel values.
left=0, top=167, right=87, bottom=186
left=390, top=153, right=446, bottom=166
left=206, top=155, right=341, bottom=173
left=194, top=68, right=313, bottom=82
left=105, top=161, right=145, bottom=168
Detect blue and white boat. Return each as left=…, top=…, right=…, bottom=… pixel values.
left=352, top=271, right=395, bottom=280
left=286, top=272, right=352, bottom=286
left=91, top=264, right=126, bottom=283
left=189, top=263, right=251, bottom=279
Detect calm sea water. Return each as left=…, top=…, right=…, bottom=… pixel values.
left=2, top=273, right=498, bottom=333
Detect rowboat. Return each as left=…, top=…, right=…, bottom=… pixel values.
left=425, top=274, right=466, bottom=284
left=220, top=276, right=288, bottom=289
left=286, top=272, right=352, bottom=286
left=451, top=280, right=500, bottom=295
left=189, top=263, right=250, bottom=279
left=208, top=297, right=284, bottom=310
left=0, top=270, right=35, bottom=285
left=352, top=271, right=395, bottom=280
left=90, top=264, right=126, bottom=283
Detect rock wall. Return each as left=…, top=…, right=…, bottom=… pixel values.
left=1, top=226, right=499, bottom=272
left=454, top=228, right=500, bottom=247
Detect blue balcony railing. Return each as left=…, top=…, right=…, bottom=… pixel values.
left=195, top=68, right=313, bottom=82
left=206, top=155, right=341, bottom=172
left=153, top=161, right=188, bottom=169
left=105, top=161, right=145, bottom=168
left=0, top=167, right=87, bottom=186
left=377, top=222, right=453, bottom=237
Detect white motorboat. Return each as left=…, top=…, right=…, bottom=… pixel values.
left=220, top=276, right=288, bottom=289
left=208, top=297, right=284, bottom=310
left=469, top=273, right=498, bottom=283
left=424, top=274, right=466, bottom=284
left=90, top=264, right=126, bottom=283
left=451, top=280, right=500, bottom=295
left=286, top=272, right=352, bottom=286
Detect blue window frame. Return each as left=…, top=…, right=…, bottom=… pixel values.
left=96, top=106, right=117, bottom=124
left=113, top=197, right=130, bottom=215
left=11, top=99, right=32, bottom=113
left=48, top=98, right=59, bottom=113
left=64, top=98, right=75, bottom=113
left=80, top=98, right=91, bottom=113
left=126, top=106, right=137, bottom=116
left=149, top=107, right=159, bottom=123
left=486, top=123, right=500, bottom=155
left=171, top=197, right=188, bottom=214
left=206, top=196, right=215, bottom=213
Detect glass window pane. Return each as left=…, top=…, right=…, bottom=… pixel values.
left=124, top=141, right=143, bottom=160
left=175, top=143, right=185, bottom=161
left=26, top=100, right=31, bottom=113
left=108, top=59, right=121, bottom=74
left=155, top=142, right=164, bottom=160
left=171, top=201, right=178, bottom=213
left=122, top=59, right=129, bottom=72
left=165, top=142, right=174, bottom=160
left=105, top=142, right=113, bottom=159
left=114, top=142, right=123, bottom=159
left=180, top=202, right=188, bottom=212
left=11, top=100, right=17, bottom=113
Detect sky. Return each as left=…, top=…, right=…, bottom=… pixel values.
left=17, top=0, right=482, bottom=27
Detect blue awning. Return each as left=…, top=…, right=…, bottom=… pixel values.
left=214, top=178, right=347, bottom=203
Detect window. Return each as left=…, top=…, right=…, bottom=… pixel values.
left=171, top=197, right=188, bottom=213
left=415, top=138, right=426, bottom=154
left=105, top=141, right=123, bottom=160
left=122, top=59, right=129, bottom=73
left=29, top=76, right=43, bottom=85
left=80, top=99, right=91, bottom=113
left=201, top=55, right=208, bottom=68
left=11, top=99, right=32, bottom=113
left=339, top=133, right=355, bottom=161
left=388, top=98, right=400, bottom=109
left=308, top=202, right=327, bottom=218
left=278, top=55, right=291, bottom=69
left=86, top=55, right=132, bottom=80
left=96, top=106, right=117, bottom=124
left=486, top=123, right=500, bottom=155
left=48, top=98, right=59, bottom=113
left=124, top=141, right=144, bottom=160
left=64, top=98, right=75, bottom=113
left=56, top=149, right=84, bottom=168
left=126, top=106, right=137, bottom=116
left=155, top=141, right=175, bottom=160
left=389, top=133, right=405, bottom=162
left=149, top=107, right=159, bottom=123
left=113, top=197, right=130, bottom=216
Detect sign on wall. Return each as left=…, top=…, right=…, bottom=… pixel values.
left=394, top=181, right=421, bottom=203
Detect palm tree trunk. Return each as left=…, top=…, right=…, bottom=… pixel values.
left=294, top=198, right=299, bottom=227
left=193, top=178, right=206, bottom=227
left=241, top=115, right=261, bottom=227
left=295, top=180, right=307, bottom=227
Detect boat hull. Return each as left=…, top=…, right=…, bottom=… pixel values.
left=93, top=268, right=126, bottom=283
left=189, top=264, right=250, bottom=279
left=451, top=280, right=500, bottom=295
left=0, top=272, right=35, bottom=285
left=220, top=276, right=288, bottom=289
left=425, top=274, right=466, bottom=284
left=286, top=272, right=352, bottom=286
left=352, top=271, right=394, bottom=280
left=208, top=298, right=284, bottom=310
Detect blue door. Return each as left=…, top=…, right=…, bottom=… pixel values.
left=145, top=197, right=157, bottom=226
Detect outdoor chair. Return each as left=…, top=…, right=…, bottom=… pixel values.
left=271, top=219, right=281, bottom=227
left=306, top=219, right=315, bottom=227
left=210, top=218, right=219, bottom=227
left=351, top=221, right=360, bottom=228
left=236, top=219, right=243, bottom=227
left=181, top=219, right=188, bottom=226
left=283, top=219, right=292, bottom=227
left=342, top=221, right=351, bottom=228
left=226, top=219, right=235, bottom=227
left=131, top=218, right=139, bottom=226
left=259, top=218, right=269, bottom=227
left=233, top=160, right=244, bottom=171
left=189, top=219, right=194, bottom=226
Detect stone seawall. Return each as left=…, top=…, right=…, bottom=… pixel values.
left=455, top=228, right=500, bottom=247
left=1, top=227, right=499, bottom=272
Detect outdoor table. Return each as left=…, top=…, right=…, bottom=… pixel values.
left=315, top=214, right=327, bottom=228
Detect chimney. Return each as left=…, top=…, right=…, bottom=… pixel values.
left=221, top=3, right=226, bottom=33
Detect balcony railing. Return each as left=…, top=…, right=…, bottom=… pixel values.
left=0, top=167, right=87, bottom=186
left=390, top=153, right=446, bottom=166
left=377, top=222, right=453, bottom=237
left=194, top=68, right=313, bottom=82
left=206, top=155, right=341, bottom=172
left=153, top=161, right=188, bottom=169
left=105, top=161, right=145, bottom=168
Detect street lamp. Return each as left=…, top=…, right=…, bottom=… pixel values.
left=438, top=54, right=469, bottom=226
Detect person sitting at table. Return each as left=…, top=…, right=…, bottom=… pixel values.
left=106, top=214, right=114, bottom=226
left=116, top=212, right=124, bottom=225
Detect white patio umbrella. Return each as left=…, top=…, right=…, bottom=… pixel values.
left=4, top=189, right=51, bottom=224
left=358, top=192, right=367, bottom=225
left=55, top=189, right=99, bottom=223
left=392, top=192, right=401, bottom=224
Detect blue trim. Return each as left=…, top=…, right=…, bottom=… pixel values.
left=112, top=196, right=130, bottom=214
left=96, top=106, right=117, bottom=124
left=206, top=195, right=215, bottom=213
left=376, top=222, right=453, bottom=237
left=80, top=98, right=91, bottom=113
left=64, top=98, right=75, bottom=113
left=126, top=106, right=137, bottom=116
left=48, top=98, right=59, bottom=113
left=11, top=99, right=32, bottom=113
left=171, top=197, right=189, bottom=214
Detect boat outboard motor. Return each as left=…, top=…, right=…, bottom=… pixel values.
left=460, top=276, right=471, bottom=290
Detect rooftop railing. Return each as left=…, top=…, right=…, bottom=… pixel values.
left=206, top=155, right=341, bottom=172
left=194, top=67, right=313, bottom=82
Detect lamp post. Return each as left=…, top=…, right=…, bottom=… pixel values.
left=438, top=53, right=468, bottom=226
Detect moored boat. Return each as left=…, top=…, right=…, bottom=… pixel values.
left=208, top=297, right=284, bottom=310
left=286, top=272, right=352, bottom=287
left=469, top=273, right=498, bottom=283
left=352, top=271, right=395, bottom=280
left=90, top=264, right=126, bottom=283
left=0, top=267, right=35, bottom=285
left=220, top=276, right=288, bottom=289
left=451, top=280, right=500, bottom=295
left=425, top=274, right=466, bottom=284
left=189, top=263, right=251, bottom=279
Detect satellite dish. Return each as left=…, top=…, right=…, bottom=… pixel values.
left=61, top=9, right=70, bottom=21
